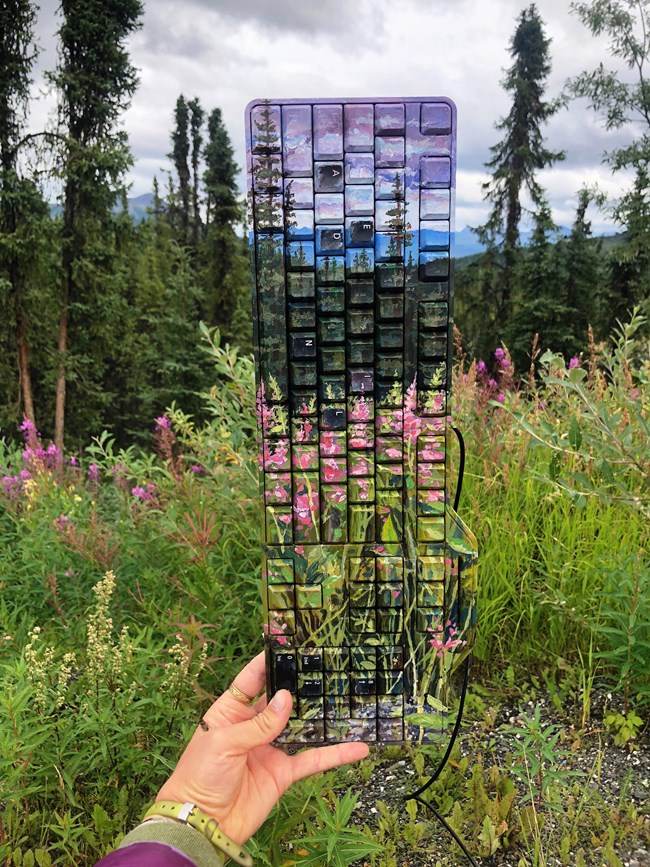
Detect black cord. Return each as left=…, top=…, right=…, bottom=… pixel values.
left=402, top=425, right=479, bottom=867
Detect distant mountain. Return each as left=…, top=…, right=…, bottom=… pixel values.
left=453, top=225, right=574, bottom=259
left=49, top=192, right=157, bottom=222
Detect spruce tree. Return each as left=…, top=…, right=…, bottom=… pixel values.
left=169, top=94, right=191, bottom=245
left=188, top=97, right=204, bottom=246
left=477, top=3, right=564, bottom=327
left=0, top=0, right=47, bottom=432
left=48, top=0, right=143, bottom=450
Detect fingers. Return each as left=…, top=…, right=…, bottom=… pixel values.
left=225, top=690, right=293, bottom=751
left=207, top=651, right=267, bottom=723
left=290, top=741, right=370, bottom=784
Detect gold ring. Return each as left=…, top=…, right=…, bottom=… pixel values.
left=228, top=683, right=254, bottom=705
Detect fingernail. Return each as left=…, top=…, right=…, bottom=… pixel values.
left=270, top=690, right=287, bottom=712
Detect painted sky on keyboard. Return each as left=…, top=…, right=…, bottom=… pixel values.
left=31, top=0, right=638, bottom=234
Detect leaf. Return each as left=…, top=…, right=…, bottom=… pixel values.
left=478, top=815, right=500, bottom=856
left=568, top=416, right=582, bottom=451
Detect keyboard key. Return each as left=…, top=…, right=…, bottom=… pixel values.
left=291, top=333, right=316, bottom=358
left=344, top=103, right=374, bottom=151
left=377, top=324, right=403, bottom=350
left=376, top=436, right=402, bottom=462
left=318, top=318, right=345, bottom=344
left=319, top=345, right=346, bottom=372
left=298, top=675, right=323, bottom=698
left=349, top=609, right=376, bottom=632
left=417, top=581, right=445, bottom=607
left=377, top=670, right=404, bottom=694
left=319, top=430, right=346, bottom=455
left=346, top=247, right=374, bottom=276
left=296, top=584, right=323, bottom=609
left=350, top=583, right=375, bottom=607
left=347, top=309, right=374, bottom=335
left=266, top=557, right=294, bottom=584
left=320, top=456, right=346, bottom=482
left=417, top=517, right=445, bottom=542
left=266, top=505, right=293, bottom=545
left=315, top=162, right=344, bottom=193
left=324, top=648, right=350, bottom=672
left=416, top=607, right=444, bottom=632
left=316, top=225, right=344, bottom=254
left=375, top=380, right=402, bottom=408
left=290, top=362, right=317, bottom=387
left=316, top=255, right=344, bottom=285
left=375, top=168, right=405, bottom=201
left=320, top=404, right=346, bottom=429
left=376, top=263, right=404, bottom=290
left=345, top=152, right=374, bottom=184
left=292, top=444, right=319, bottom=470
left=375, top=103, right=405, bottom=135
left=268, top=584, right=295, bottom=609
left=287, top=272, right=315, bottom=299
left=264, top=438, right=290, bottom=471
left=251, top=103, right=282, bottom=153
left=273, top=651, right=297, bottom=692
left=346, top=218, right=374, bottom=247
left=252, top=153, right=282, bottom=191
left=345, top=184, right=374, bottom=216
left=285, top=177, right=314, bottom=209
left=420, top=252, right=449, bottom=281
left=286, top=240, right=315, bottom=270
left=377, top=646, right=404, bottom=670
left=348, top=504, right=375, bottom=541
left=347, top=339, right=374, bottom=365
left=282, top=105, right=312, bottom=175
left=376, top=491, right=403, bottom=541
left=378, top=718, right=404, bottom=741
left=420, top=188, right=450, bottom=220
left=347, top=279, right=374, bottom=306
left=418, top=488, right=445, bottom=516
left=420, top=362, right=447, bottom=391
left=348, top=422, right=374, bottom=449
left=420, top=156, right=451, bottom=188
left=421, top=102, right=452, bottom=135
left=375, top=136, right=405, bottom=168
left=375, top=232, right=404, bottom=263
left=419, top=301, right=448, bottom=329
left=321, top=483, right=347, bottom=542
left=377, top=557, right=403, bottom=583
left=418, top=461, right=445, bottom=489
left=420, top=333, right=448, bottom=359
left=352, top=647, right=376, bottom=669
left=313, top=104, right=343, bottom=160
left=292, top=472, right=320, bottom=543
left=377, top=583, right=403, bottom=608
left=377, top=609, right=403, bottom=633
left=376, top=463, right=403, bottom=489
left=315, top=193, right=344, bottom=223
left=292, top=414, right=318, bottom=443
left=377, top=294, right=403, bottom=321
left=420, top=220, right=449, bottom=251
left=288, top=303, right=316, bottom=330
left=352, top=675, right=377, bottom=696
left=286, top=210, right=315, bottom=240
left=349, top=369, right=374, bottom=394
left=255, top=193, right=283, bottom=232
left=319, top=376, right=345, bottom=400
left=299, top=696, right=325, bottom=718
left=324, top=672, right=349, bottom=695
left=375, top=409, right=402, bottom=435
left=348, top=476, right=375, bottom=503
left=417, top=436, right=445, bottom=461
left=317, top=285, right=345, bottom=313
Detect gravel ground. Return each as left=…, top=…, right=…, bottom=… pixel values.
left=344, top=689, right=650, bottom=867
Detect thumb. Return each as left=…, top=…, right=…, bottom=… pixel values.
left=228, top=690, right=293, bottom=751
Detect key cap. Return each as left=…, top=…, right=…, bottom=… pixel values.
left=347, top=309, right=374, bottom=336
left=417, top=581, right=445, bottom=607
left=420, top=252, right=449, bottom=281
left=344, top=103, right=374, bottom=151
left=377, top=294, right=403, bottom=321
left=375, top=103, right=405, bottom=135
left=348, top=422, right=374, bottom=449
left=375, top=136, right=405, bottom=168
left=295, top=584, right=323, bottom=609
left=286, top=210, right=315, bottom=240
left=348, top=503, right=375, bottom=540
left=377, top=646, right=404, bottom=670
left=345, top=152, right=374, bottom=184
left=375, top=232, right=404, bottom=263
left=351, top=647, right=376, bottom=670
left=318, top=318, right=345, bottom=344
left=320, top=404, right=346, bottom=430
left=347, top=279, right=374, bottom=306
left=252, top=153, right=282, bottom=191
left=377, top=670, right=404, bottom=694
left=377, top=324, right=403, bottom=350
left=316, top=254, right=345, bottom=285
left=420, top=220, right=450, bottom=251
left=319, top=344, right=346, bottom=372
left=291, top=333, right=316, bottom=358
left=319, top=376, right=345, bottom=400
left=266, top=558, right=294, bottom=584
left=419, top=301, right=448, bottom=329
left=377, top=583, right=403, bottom=608
left=299, top=696, right=325, bottom=719
left=268, top=584, right=295, bottom=609
left=313, top=104, right=343, bottom=160
left=349, top=583, right=375, bottom=607
left=348, top=557, right=375, bottom=583
left=324, top=673, right=349, bottom=695
left=255, top=193, right=284, bottom=232
left=377, top=609, right=403, bottom=633
left=298, top=676, right=323, bottom=698
left=375, top=168, right=405, bottom=201
left=316, top=225, right=344, bottom=254
left=317, top=285, right=345, bottom=313
left=346, top=247, right=374, bottom=276
left=420, top=156, right=451, bottom=188
left=348, top=475, right=375, bottom=503
left=420, top=188, right=450, bottom=220
left=251, top=103, right=282, bottom=153
left=345, top=185, right=374, bottom=216
left=315, top=193, right=344, bottom=223
left=347, top=339, right=374, bottom=364
left=284, top=177, right=313, bottom=209
left=417, top=517, right=445, bottom=542
left=346, top=218, right=374, bottom=247
left=352, top=676, right=377, bottom=696
left=288, top=303, right=316, bottom=330
left=419, top=333, right=447, bottom=359
left=321, top=483, right=347, bottom=542
left=376, top=491, right=403, bottom=541
left=378, top=718, right=404, bottom=740
left=273, top=651, right=297, bottom=692
left=324, top=648, right=350, bottom=671
left=349, top=369, right=374, bottom=394
left=314, top=162, right=344, bottom=193
left=376, top=263, right=404, bottom=290
left=421, top=102, right=452, bottom=135
left=282, top=105, right=312, bottom=175
left=287, top=272, right=315, bottom=299
left=290, top=362, right=317, bottom=387
left=286, top=240, right=315, bottom=270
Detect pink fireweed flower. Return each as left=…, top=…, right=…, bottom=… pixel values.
left=69, top=456, right=78, bottom=467
left=293, top=491, right=317, bottom=526
left=349, top=396, right=370, bottom=422
left=496, top=393, right=506, bottom=404
left=87, top=463, right=99, bottom=484
left=487, top=378, right=497, bottom=390
left=278, top=513, right=292, bottom=525
left=132, top=484, right=157, bottom=502
left=427, top=623, right=464, bottom=658
left=424, top=490, right=444, bottom=503
left=385, top=447, right=402, bottom=460
left=322, top=458, right=346, bottom=482
left=476, top=359, right=487, bottom=376
left=403, top=377, right=422, bottom=443
left=356, top=478, right=370, bottom=501
left=295, top=545, right=305, bottom=556
left=328, top=485, right=346, bottom=504
left=320, top=431, right=339, bottom=455
left=54, top=515, right=71, bottom=531
left=1, top=475, right=23, bottom=498
left=264, top=440, right=289, bottom=469
left=19, top=417, right=40, bottom=446
left=569, top=356, right=580, bottom=369
left=190, top=464, right=205, bottom=474
left=155, top=415, right=172, bottom=430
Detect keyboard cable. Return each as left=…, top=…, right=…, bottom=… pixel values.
left=403, top=426, right=480, bottom=867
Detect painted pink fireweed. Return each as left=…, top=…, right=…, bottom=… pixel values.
left=427, top=620, right=464, bottom=658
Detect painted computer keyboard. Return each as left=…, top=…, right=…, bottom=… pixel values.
left=245, top=97, right=477, bottom=745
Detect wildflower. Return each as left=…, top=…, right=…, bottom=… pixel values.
left=321, top=458, right=346, bottom=482
left=476, top=359, right=487, bottom=376
left=277, top=513, right=292, bottom=525
left=1, top=475, right=23, bottom=499
left=69, top=456, right=79, bottom=467
left=190, top=465, right=205, bottom=474
left=54, top=514, right=70, bottom=531
left=494, top=347, right=505, bottom=362
left=320, top=431, right=340, bottom=456
left=487, top=378, right=497, bottom=390
left=496, top=393, right=506, bottom=404
left=569, top=356, right=580, bottom=369
left=293, top=491, right=317, bottom=526
left=328, top=485, right=346, bottom=504
left=87, top=463, right=99, bottom=484
left=155, top=415, right=172, bottom=430
left=132, top=484, right=157, bottom=502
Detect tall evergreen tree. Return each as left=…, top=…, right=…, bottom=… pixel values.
left=48, top=0, right=143, bottom=450
left=188, top=97, right=203, bottom=246
left=0, top=0, right=47, bottom=431
left=201, top=107, right=248, bottom=341
left=477, top=3, right=564, bottom=327
left=168, top=94, right=191, bottom=244
left=569, top=0, right=650, bottom=320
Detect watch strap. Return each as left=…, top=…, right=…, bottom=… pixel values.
left=143, top=802, right=253, bottom=867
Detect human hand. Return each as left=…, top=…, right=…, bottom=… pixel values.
left=155, top=651, right=369, bottom=845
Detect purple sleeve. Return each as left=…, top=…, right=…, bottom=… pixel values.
left=95, top=841, right=197, bottom=866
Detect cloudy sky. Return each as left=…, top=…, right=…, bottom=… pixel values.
left=30, top=0, right=642, bottom=233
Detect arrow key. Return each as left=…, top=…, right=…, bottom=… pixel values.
left=315, top=162, right=344, bottom=193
